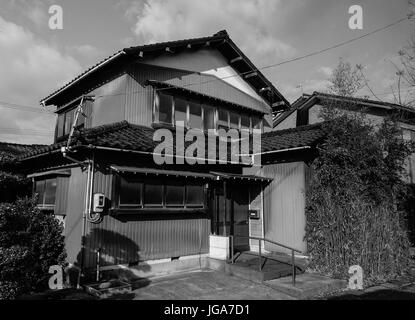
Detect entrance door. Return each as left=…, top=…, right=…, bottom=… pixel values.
left=208, top=181, right=250, bottom=251
left=231, top=184, right=250, bottom=251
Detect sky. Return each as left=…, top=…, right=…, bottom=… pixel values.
left=0, top=0, right=413, bottom=144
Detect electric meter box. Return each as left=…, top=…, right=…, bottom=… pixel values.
left=93, top=193, right=105, bottom=213
left=249, top=209, right=260, bottom=219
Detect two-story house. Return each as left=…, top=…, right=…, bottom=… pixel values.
left=20, top=31, right=323, bottom=280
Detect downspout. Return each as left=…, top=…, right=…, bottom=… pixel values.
left=79, top=155, right=94, bottom=284
left=78, top=159, right=91, bottom=285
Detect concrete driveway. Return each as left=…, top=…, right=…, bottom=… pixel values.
left=131, top=270, right=295, bottom=300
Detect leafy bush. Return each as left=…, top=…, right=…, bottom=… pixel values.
left=0, top=198, right=66, bottom=299
left=0, top=171, right=31, bottom=203
left=305, top=112, right=414, bottom=286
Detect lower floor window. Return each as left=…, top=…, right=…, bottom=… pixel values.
left=116, top=175, right=206, bottom=210
left=34, top=177, right=57, bottom=209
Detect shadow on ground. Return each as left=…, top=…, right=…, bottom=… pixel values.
left=328, top=289, right=415, bottom=300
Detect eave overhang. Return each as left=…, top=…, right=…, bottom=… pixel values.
left=145, top=79, right=266, bottom=115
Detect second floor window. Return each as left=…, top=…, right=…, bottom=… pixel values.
left=155, top=93, right=173, bottom=124
left=56, top=107, right=85, bottom=139
left=153, top=92, right=263, bottom=133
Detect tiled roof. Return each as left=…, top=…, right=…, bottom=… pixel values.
left=41, top=30, right=289, bottom=111
left=274, top=91, right=415, bottom=128
left=0, top=142, right=45, bottom=163
left=314, top=92, right=415, bottom=112
left=273, top=95, right=309, bottom=127
left=262, top=123, right=326, bottom=152
left=20, top=121, right=327, bottom=161
left=19, top=121, right=155, bottom=160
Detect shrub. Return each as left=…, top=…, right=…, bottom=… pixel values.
left=305, top=112, right=413, bottom=286
left=0, top=171, right=31, bottom=203
left=0, top=197, right=66, bottom=299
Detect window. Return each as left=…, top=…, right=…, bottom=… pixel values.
left=229, top=111, right=240, bottom=130
left=35, top=178, right=57, bottom=208
left=56, top=107, right=84, bottom=139
left=165, top=183, right=185, bottom=207
left=119, top=176, right=142, bottom=206
left=155, top=93, right=173, bottom=124
left=64, top=108, right=75, bottom=136
left=218, top=110, right=229, bottom=130
left=186, top=184, right=205, bottom=207
left=203, top=105, right=216, bottom=131
left=153, top=92, right=263, bottom=135
left=188, top=100, right=202, bottom=129
left=144, top=183, right=164, bottom=207
left=115, top=176, right=205, bottom=211
left=57, top=114, right=65, bottom=137
left=174, top=97, right=187, bottom=127
left=240, top=114, right=250, bottom=131
left=251, top=117, right=262, bottom=131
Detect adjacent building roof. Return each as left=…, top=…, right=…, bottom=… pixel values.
left=41, top=30, right=289, bottom=111
left=261, top=123, right=326, bottom=153
left=0, top=142, right=45, bottom=163
left=273, top=91, right=415, bottom=128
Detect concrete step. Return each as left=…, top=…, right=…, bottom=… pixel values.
left=225, top=253, right=303, bottom=283
left=264, top=273, right=347, bottom=299
left=225, top=262, right=295, bottom=283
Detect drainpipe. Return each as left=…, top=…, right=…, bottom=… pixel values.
left=78, top=159, right=92, bottom=284
left=61, top=147, right=85, bottom=166
left=78, top=155, right=96, bottom=284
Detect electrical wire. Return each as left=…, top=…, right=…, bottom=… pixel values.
left=90, top=16, right=410, bottom=100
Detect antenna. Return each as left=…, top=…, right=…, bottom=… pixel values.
left=66, top=95, right=95, bottom=151
left=296, top=84, right=304, bottom=95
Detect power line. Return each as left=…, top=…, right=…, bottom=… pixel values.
left=0, top=128, right=54, bottom=136
left=0, top=16, right=408, bottom=117
left=92, top=16, right=409, bottom=100
left=0, top=100, right=55, bottom=115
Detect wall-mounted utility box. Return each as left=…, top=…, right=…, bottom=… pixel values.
left=93, top=193, right=105, bottom=213
left=249, top=209, right=260, bottom=220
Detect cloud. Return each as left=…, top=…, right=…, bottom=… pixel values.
left=0, top=15, right=82, bottom=144
left=127, top=0, right=296, bottom=66
left=280, top=78, right=331, bottom=103
left=7, top=0, right=52, bottom=29
left=318, top=66, right=333, bottom=78
left=68, top=44, right=102, bottom=61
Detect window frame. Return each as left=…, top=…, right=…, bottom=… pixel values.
left=34, top=177, right=58, bottom=210
left=112, top=175, right=206, bottom=213
left=153, top=91, right=264, bottom=134
left=56, top=106, right=85, bottom=140
left=118, top=176, right=143, bottom=208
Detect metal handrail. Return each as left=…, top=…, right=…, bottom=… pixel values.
left=230, top=235, right=302, bottom=286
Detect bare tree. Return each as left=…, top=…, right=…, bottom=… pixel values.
left=385, top=3, right=415, bottom=108
left=328, top=58, right=365, bottom=97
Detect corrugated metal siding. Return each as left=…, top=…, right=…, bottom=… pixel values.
left=89, top=74, right=127, bottom=128
left=63, top=167, right=86, bottom=265
left=262, top=162, right=307, bottom=253
left=84, top=61, right=271, bottom=129
left=249, top=184, right=263, bottom=251
left=83, top=170, right=209, bottom=268
left=124, top=63, right=192, bottom=127
left=54, top=176, right=69, bottom=216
